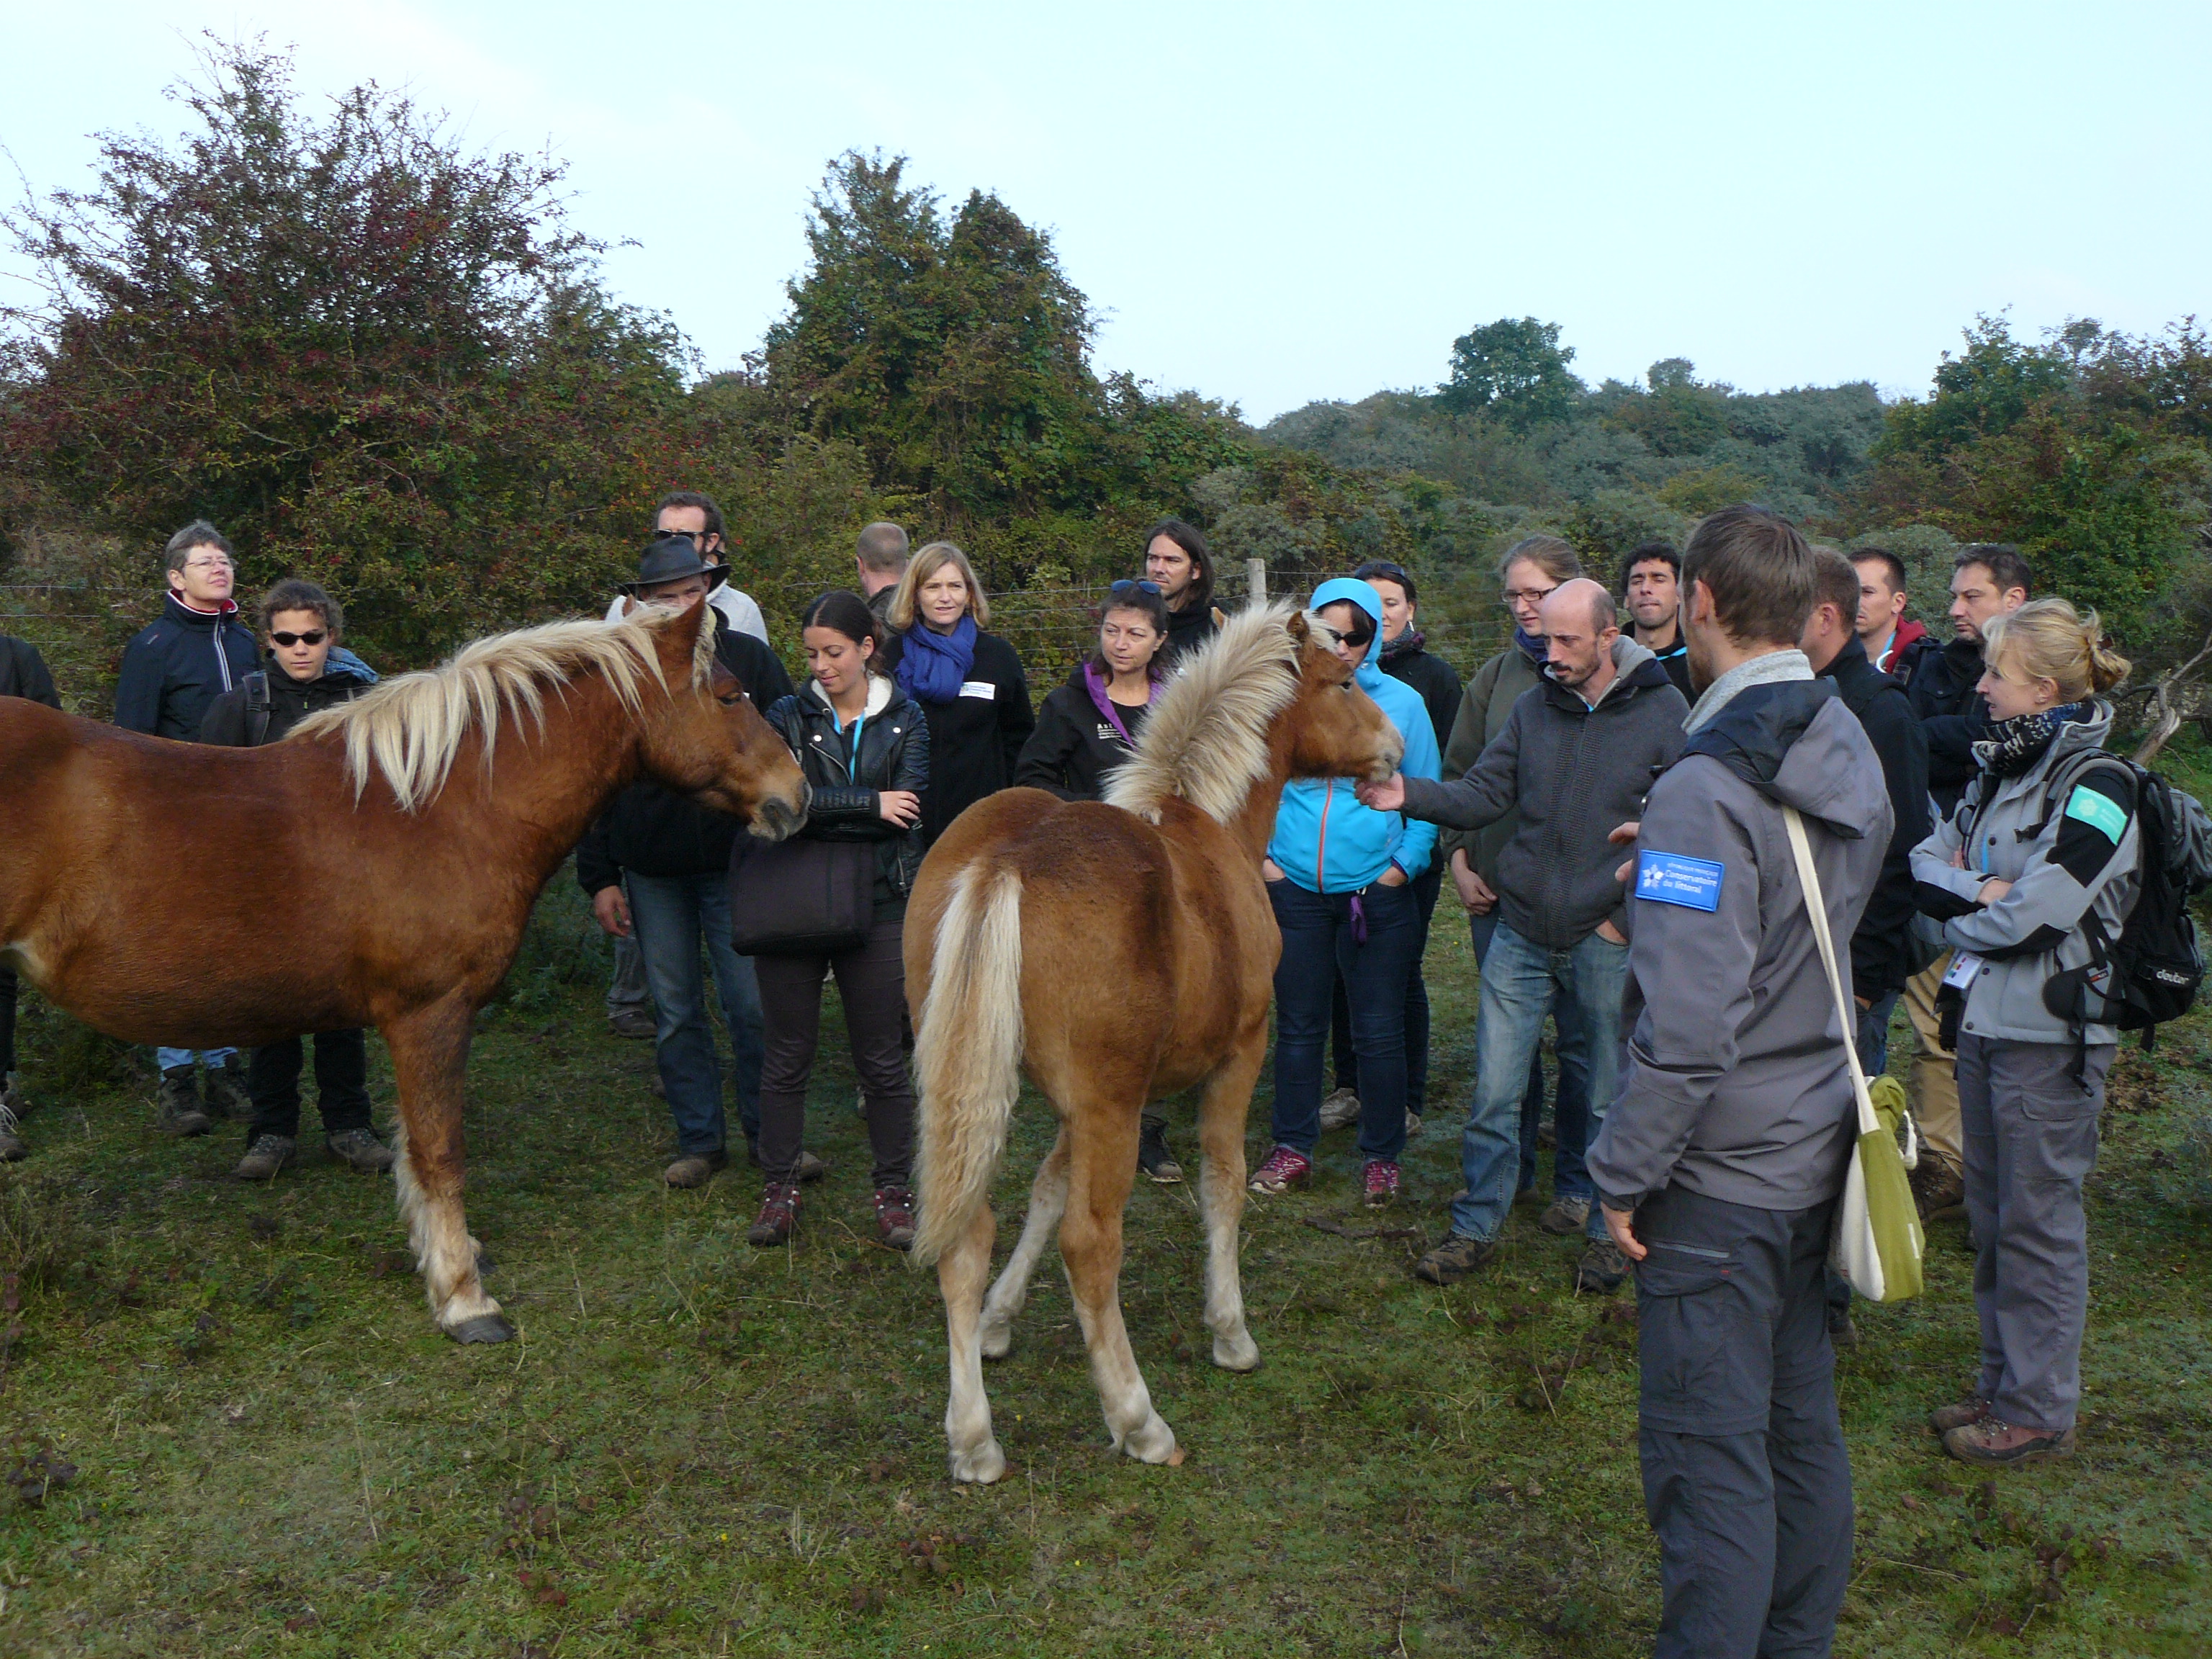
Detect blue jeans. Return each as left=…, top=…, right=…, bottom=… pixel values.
left=626, top=871, right=764, bottom=1156
left=156, top=1047, right=237, bottom=1071
left=1269, top=878, right=1424, bottom=1163
left=1451, top=921, right=1629, bottom=1243
left=1469, top=914, right=1590, bottom=1198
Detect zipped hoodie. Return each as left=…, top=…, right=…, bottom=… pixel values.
left=1267, top=580, right=1440, bottom=892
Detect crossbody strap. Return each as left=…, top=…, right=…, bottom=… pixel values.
left=1784, top=805, right=1879, bottom=1139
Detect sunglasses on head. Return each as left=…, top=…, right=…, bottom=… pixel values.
left=269, top=629, right=327, bottom=647
left=1110, top=579, right=1163, bottom=597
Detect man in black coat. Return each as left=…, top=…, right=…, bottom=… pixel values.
left=1145, top=518, right=1222, bottom=668
left=0, top=631, right=60, bottom=1160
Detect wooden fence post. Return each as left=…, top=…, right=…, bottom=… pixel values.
left=1247, top=557, right=1267, bottom=606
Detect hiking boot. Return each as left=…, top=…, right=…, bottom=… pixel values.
left=1413, top=1232, right=1496, bottom=1285
left=1, top=1070, right=32, bottom=1122
left=203, top=1057, right=253, bottom=1123
left=156, top=1065, right=212, bottom=1137
left=1912, top=1156, right=1966, bottom=1223
left=233, top=1133, right=296, bottom=1182
left=1362, top=1159, right=1401, bottom=1208
left=796, top=1149, right=827, bottom=1184
left=1318, top=1087, right=1361, bottom=1132
left=1538, top=1195, right=1591, bottom=1236
left=325, top=1128, right=396, bottom=1173
left=1928, top=1394, right=1994, bottom=1434
left=747, top=1182, right=801, bottom=1247
left=1248, top=1145, right=1313, bottom=1195
left=664, top=1148, right=729, bottom=1190
left=1575, top=1238, right=1632, bottom=1295
left=1943, top=1418, right=2077, bottom=1467
left=607, top=1007, right=657, bottom=1040
left=1138, top=1120, right=1183, bottom=1184
left=874, top=1185, right=916, bottom=1251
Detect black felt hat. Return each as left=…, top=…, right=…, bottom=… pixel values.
left=617, top=535, right=730, bottom=597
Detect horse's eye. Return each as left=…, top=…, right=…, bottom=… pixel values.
left=716, top=691, right=745, bottom=707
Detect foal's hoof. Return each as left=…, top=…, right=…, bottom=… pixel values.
left=1113, top=1412, right=1181, bottom=1465
left=445, top=1313, right=516, bottom=1345
left=1212, top=1331, right=1262, bottom=1373
left=979, top=1323, right=1013, bottom=1362
left=948, top=1439, right=1007, bottom=1485
left=475, top=1250, right=497, bottom=1276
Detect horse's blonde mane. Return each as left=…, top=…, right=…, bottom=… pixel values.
left=1104, top=602, right=1316, bottom=824
left=294, top=606, right=719, bottom=812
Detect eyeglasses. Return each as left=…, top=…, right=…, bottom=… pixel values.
left=269, top=629, right=326, bottom=647
left=1503, top=585, right=1559, bottom=607
left=1110, top=579, right=1163, bottom=597
left=182, top=556, right=235, bottom=572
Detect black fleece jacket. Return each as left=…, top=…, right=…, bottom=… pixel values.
left=1909, top=634, right=1992, bottom=817
left=199, top=658, right=377, bottom=746
left=1820, top=634, right=1931, bottom=999
left=1014, top=665, right=1151, bottom=801
left=1377, top=633, right=1463, bottom=752
left=879, top=629, right=1033, bottom=844
left=0, top=634, right=59, bottom=709
left=1157, top=600, right=1220, bottom=670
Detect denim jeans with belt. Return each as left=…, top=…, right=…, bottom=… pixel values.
left=1469, top=912, right=1590, bottom=1198
left=1269, top=877, right=1423, bottom=1164
left=1450, top=920, right=1628, bottom=1243
left=626, top=871, right=764, bottom=1156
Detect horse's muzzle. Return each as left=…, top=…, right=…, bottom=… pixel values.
left=752, top=781, right=811, bottom=843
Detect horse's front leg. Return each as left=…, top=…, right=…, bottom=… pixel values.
left=384, top=994, right=511, bottom=1343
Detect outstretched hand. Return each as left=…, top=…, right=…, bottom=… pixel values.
left=1354, top=773, right=1406, bottom=814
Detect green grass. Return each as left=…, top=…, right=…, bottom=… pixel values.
left=1, top=877, right=2209, bottom=1657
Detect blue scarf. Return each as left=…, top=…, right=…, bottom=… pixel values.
left=896, top=616, right=977, bottom=704
left=1514, top=625, right=1548, bottom=669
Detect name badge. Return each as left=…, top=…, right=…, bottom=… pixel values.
left=1943, top=951, right=1983, bottom=991
left=1636, top=850, right=1724, bottom=912
left=958, top=680, right=996, bottom=701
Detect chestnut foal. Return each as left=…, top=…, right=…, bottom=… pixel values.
left=907, top=604, right=1402, bottom=1481
left=0, top=601, right=806, bottom=1342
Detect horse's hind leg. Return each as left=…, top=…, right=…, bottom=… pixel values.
left=1197, top=1032, right=1267, bottom=1372
left=1060, top=1094, right=1178, bottom=1465
left=940, top=1201, right=1006, bottom=1483
left=385, top=997, right=510, bottom=1344
left=979, top=1128, right=1070, bottom=1359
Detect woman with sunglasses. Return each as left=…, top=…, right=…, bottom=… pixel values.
left=1014, top=580, right=1170, bottom=801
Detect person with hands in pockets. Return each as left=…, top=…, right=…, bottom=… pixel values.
left=1584, top=506, right=1889, bottom=1659
left=1907, top=598, right=2136, bottom=1470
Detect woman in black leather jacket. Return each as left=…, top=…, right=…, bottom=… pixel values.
left=750, top=591, right=930, bottom=1251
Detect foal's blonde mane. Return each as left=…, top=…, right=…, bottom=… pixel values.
left=1105, top=602, right=1318, bottom=824
left=295, top=606, right=719, bottom=812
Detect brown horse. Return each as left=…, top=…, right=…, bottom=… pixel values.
left=0, top=601, right=806, bottom=1342
left=906, top=603, right=1402, bottom=1482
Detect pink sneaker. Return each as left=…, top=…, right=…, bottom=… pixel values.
left=1248, top=1145, right=1313, bottom=1195
left=1363, top=1159, right=1401, bottom=1208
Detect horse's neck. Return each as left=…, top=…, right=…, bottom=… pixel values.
left=431, top=675, right=641, bottom=871
left=1223, top=734, right=1299, bottom=863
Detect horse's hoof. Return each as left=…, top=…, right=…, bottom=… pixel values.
left=1213, top=1332, right=1262, bottom=1373
left=948, top=1440, right=1007, bottom=1484
left=1116, top=1412, right=1179, bottom=1465
left=475, top=1251, right=497, bottom=1276
left=445, top=1313, right=516, bottom=1345
left=979, top=1323, right=1013, bottom=1361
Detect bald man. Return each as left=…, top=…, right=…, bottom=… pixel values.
left=1362, top=574, right=1691, bottom=1292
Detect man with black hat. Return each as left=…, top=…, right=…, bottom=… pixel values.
left=577, top=537, right=817, bottom=1187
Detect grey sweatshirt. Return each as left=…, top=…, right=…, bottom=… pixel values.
left=1398, top=637, right=1689, bottom=949
left=1586, top=680, right=1892, bottom=1213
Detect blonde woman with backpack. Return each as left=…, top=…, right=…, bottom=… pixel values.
left=1908, top=598, right=2134, bottom=1469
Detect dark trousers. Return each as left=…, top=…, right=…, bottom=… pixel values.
left=1328, top=863, right=1444, bottom=1114
left=0, top=966, right=16, bottom=1076
left=1467, top=913, right=1591, bottom=1198
left=1269, top=878, right=1422, bottom=1163
left=1635, top=1187, right=1851, bottom=1659
left=247, top=1031, right=372, bottom=1140
left=752, top=917, right=914, bottom=1189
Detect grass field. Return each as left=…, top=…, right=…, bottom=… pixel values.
left=1, top=870, right=2209, bottom=1658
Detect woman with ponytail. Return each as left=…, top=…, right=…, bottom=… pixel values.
left=1909, top=597, right=2136, bottom=1470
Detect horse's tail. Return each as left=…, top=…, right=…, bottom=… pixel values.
left=911, top=861, right=1025, bottom=1267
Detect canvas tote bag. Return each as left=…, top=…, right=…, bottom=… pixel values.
left=1784, top=805, right=1925, bottom=1303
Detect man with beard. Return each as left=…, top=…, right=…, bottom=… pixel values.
left=1622, top=540, right=1693, bottom=697
left=1143, top=518, right=1220, bottom=668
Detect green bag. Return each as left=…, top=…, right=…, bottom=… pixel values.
left=1784, top=806, right=1925, bottom=1304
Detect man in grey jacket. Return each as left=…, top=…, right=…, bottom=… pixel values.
left=1360, top=578, right=1689, bottom=1291
left=1586, top=506, right=1889, bottom=1659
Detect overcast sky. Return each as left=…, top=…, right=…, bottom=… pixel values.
left=6, top=1, right=2208, bottom=422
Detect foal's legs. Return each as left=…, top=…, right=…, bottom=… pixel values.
left=1197, top=1032, right=1267, bottom=1372
left=1060, top=1094, right=1179, bottom=1464
left=385, top=995, right=510, bottom=1343
left=940, top=1200, right=1006, bottom=1483
left=979, top=1127, right=1071, bottom=1359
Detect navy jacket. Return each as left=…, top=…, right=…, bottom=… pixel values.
left=114, top=594, right=258, bottom=739
left=1, top=634, right=60, bottom=709
left=1820, top=634, right=1931, bottom=999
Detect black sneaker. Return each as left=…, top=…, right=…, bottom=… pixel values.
left=1574, top=1238, right=1631, bottom=1295
left=1413, top=1232, right=1496, bottom=1285
left=1138, top=1120, right=1183, bottom=1184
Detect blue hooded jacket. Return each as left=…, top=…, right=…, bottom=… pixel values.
left=1267, top=579, right=1441, bottom=891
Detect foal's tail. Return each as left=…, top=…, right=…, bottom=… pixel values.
left=911, top=862, right=1025, bottom=1267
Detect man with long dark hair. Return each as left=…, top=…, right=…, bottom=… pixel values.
left=1143, top=518, right=1219, bottom=667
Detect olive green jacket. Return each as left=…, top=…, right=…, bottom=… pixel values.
left=1439, top=644, right=1547, bottom=886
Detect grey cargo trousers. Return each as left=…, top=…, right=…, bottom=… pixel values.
left=1635, top=1187, right=1851, bottom=1659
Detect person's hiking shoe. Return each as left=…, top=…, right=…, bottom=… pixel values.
left=1138, top=1120, right=1184, bottom=1184
left=607, top=1007, right=657, bottom=1040
left=233, top=1133, right=297, bottom=1182
left=1413, top=1232, right=1496, bottom=1285
left=1248, top=1145, right=1312, bottom=1195
left=747, top=1182, right=801, bottom=1247
left=1, top=1070, right=32, bottom=1122
left=1362, top=1159, right=1401, bottom=1209
left=1574, top=1238, right=1632, bottom=1295
left=1912, top=1156, right=1966, bottom=1223
left=874, top=1185, right=917, bottom=1251
left=202, top=1058, right=252, bottom=1123
left=796, top=1149, right=828, bottom=1184
left=1539, top=1195, right=1591, bottom=1236
left=1826, top=1305, right=1860, bottom=1348
left=664, top=1149, right=729, bottom=1190
left=1318, top=1087, right=1362, bottom=1133
left=1943, top=1418, right=2077, bottom=1467
left=1928, top=1394, right=1994, bottom=1435
left=1403, top=1111, right=1423, bottom=1138
left=325, top=1128, right=396, bottom=1173
left=156, top=1065, right=212, bottom=1137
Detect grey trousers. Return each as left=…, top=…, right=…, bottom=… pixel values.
left=1955, top=1034, right=2110, bottom=1433
left=1635, top=1187, right=1851, bottom=1659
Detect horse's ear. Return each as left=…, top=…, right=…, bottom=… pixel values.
left=618, top=595, right=639, bottom=619
left=1210, top=606, right=1227, bottom=630
left=1286, top=611, right=1310, bottom=644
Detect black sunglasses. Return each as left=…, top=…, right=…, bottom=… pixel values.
left=1110, top=579, right=1163, bottom=597
left=269, top=629, right=327, bottom=647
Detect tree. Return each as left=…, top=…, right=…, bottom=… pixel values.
left=1439, top=317, right=1582, bottom=431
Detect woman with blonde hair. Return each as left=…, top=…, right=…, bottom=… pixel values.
left=1909, top=596, right=2135, bottom=1469
left=884, top=541, right=1034, bottom=844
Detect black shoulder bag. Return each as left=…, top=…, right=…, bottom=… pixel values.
left=728, top=833, right=875, bottom=957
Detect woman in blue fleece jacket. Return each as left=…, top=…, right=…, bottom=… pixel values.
left=1251, top=578, right=1442, bottom=1207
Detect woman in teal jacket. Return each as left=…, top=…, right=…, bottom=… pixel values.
left=1251, top=578, right=1442, bottom=1207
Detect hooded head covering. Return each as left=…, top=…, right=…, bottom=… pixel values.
left=1308, top=577, right=1388, bottom=688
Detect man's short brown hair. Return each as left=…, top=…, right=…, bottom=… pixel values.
left=857, top=521, right=911, bottom=573
left=1681, top=505, right=1817, bottom=647
left=1809, top=550, right=1861, bottom=633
